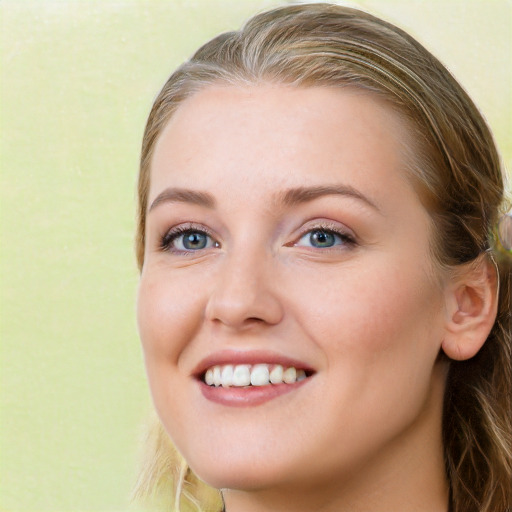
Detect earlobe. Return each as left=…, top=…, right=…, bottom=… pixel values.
left=441, top=255, right=499, bottom=361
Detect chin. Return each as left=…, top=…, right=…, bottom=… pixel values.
left=186, top=449, right=295, bottom=491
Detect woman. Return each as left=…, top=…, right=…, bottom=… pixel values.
left=134, top=3, right=512, bottom=511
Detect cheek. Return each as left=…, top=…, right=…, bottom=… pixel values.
left=137, top=268, right=204, bottom=366
left=289, top=257, right=444, bottom=361
left=288, top=261, right=445, bottom=447
left=136, top=268, right=210, bottom=429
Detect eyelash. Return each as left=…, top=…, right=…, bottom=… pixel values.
left=159, top=222, right=357, bottom=253
left=160, top=223, right=217, bottom=254
left=294, top=222, right=356, bottom=249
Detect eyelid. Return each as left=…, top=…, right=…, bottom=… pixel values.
left=295, top=220, right=356, bottom=240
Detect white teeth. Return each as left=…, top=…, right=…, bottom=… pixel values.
left=283, top=367, right=297, bottom=384
left=213, top=366, right=222, bottom=387
left=232, top=364, right=251, bottom=387
left=203, top=363, right=309, bottom=387
left=221, top=365, right=234, bottom=388
left=250, top=364, right=270, bottom=386
left=205, top=368, right=214, bottom=386
left=269, top=364, right=283, bottom=384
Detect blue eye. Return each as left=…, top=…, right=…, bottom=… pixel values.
left=162, top=229, right=217, bottom=252
left=181, top=232, right=210, bottom=250
left=296, top=228, right=350, bottom=248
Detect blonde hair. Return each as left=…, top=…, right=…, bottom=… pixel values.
left=134, top=4, right=512, bottom=511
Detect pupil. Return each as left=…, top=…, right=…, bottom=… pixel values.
left=183, top=232, right=207, bottom=250
left=310, top=230, right=335, bottom=247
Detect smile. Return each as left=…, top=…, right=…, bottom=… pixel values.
left=203, top=364, right=308, bottom=387
left=195, top=351, right=315, bottom=406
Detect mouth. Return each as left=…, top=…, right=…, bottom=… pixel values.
left=193, top=351, right=316, bottom=406
left=202, top=363, right=313, bottom=388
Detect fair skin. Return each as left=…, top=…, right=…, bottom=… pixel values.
left=137, top=84, right=485, bottom=512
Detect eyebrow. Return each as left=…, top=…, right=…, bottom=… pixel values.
left=149, top=187, right=216, bottom=212
left=148, top=184, right=380, bottom=213
left=278, top=185, right=380, bottom=212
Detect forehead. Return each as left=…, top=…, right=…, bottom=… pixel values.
left=149, top=84, right=418, bottom=210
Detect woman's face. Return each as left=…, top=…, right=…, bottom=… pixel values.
left=138, top=85, right=450, bottom=494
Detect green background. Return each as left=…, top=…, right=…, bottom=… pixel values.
left=1, top=1, right=510, bottom=510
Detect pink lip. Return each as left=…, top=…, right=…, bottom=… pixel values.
left=193, top=349, right=315, bottom=408
left=199, top=378, right=309, bottom=407
left=192, top=349, right=315, bottom=377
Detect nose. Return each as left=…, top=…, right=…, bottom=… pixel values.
left=204, top=249, right=284, bottom=329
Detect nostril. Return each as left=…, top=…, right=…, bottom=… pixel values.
left=204, top=264, right=285, bottom=328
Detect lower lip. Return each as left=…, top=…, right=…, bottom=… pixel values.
left=199, top=378, right=310, bottom=407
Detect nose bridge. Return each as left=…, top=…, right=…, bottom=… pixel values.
left=205, top=239, right=283, bottom=328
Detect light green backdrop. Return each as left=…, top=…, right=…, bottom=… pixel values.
left=1, top=1, right=510, bottom=510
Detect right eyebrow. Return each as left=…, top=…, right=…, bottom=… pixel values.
left=148, top=187, right=216, bottom=212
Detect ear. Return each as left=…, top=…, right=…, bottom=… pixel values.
left=442, top=255, right=499, bottom=361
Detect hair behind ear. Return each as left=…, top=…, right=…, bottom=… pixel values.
left=443, top=251, right=511, bottom=512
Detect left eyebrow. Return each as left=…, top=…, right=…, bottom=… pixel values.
left=276, top=185, right=381, bottom=212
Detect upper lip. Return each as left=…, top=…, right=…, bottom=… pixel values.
left=192, top=349, right=316, bottom=378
